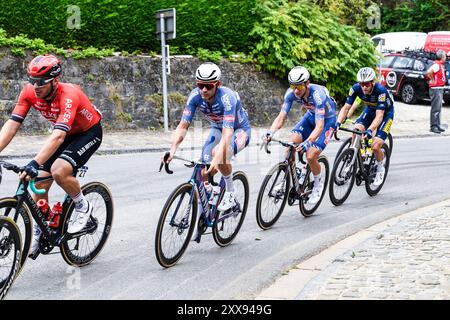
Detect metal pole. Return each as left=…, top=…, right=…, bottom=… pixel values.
left=160, top=14, right=169, bottom=132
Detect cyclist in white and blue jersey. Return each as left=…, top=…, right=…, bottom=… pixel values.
left=264, top=66, right=337, bottom=204
left=163, top=62, right=251, bottom=212
left=336, top=67, right=394, bottom=186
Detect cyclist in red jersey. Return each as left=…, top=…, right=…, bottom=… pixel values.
left=0, top=54, right=103, bottom=256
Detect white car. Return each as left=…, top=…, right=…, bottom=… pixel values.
left=371, top=32, right=427, bottom=53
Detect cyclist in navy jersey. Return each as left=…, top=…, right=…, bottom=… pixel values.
left=336, top=67, right=394, bottom=186
left=264, top=66, right=336, bottom=204
left=162, top=62, right=251, bottom=212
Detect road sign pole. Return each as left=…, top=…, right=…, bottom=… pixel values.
left=160, top=14, right=169, bottom=132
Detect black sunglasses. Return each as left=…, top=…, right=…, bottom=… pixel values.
left=28, top=77, right=53, bottom=86
left=197, top=82, right=216, bottom=90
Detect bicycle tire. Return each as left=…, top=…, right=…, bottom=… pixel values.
left=387, top=133, right=393, bottom=156
left=334, top=137, right=352, bottom=165
left=0, top=217, right=22, bottom=300
left=255, top=162, right=290, bottom=230
left=155, top=183, right=197, bottom=268
left=0, top=198, right=32, bottom=272
left=329, top=148, right=357, bottom=206
left=365, top=143, right=391, bottom=196
left=213, top=171, right=249, bottom=247
left=60, top=182, right=114, bottom=267
left=300, top=155, right=330, bottom=217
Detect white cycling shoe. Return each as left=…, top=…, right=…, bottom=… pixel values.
left=373, top=165, right=385, bottom=186
left=308, top=181, right=323, bottom=205
left=68, top=202, right=93, bottom=234
left=217, top=191, right=237, bottom=212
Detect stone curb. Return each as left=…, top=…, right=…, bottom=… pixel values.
left=255, top=198, right=450, bottom=300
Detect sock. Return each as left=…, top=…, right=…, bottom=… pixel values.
left=314, top=174, right=321, bottom=187
left=376, top=160, right=383, bottom=168
left=223, top=174, right=235, bottom=192
left=72, top=192, right=88, bottom=212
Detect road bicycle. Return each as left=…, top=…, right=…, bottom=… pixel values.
left=0, top=216, right=21, bottom=300
left=255, top=138, right=330, bottom=230
left=329, top=127, right=391, bottom=206
left=0, top=160, right=113, bottom=272
left=334, top=119, right=393, bottom=164
left=155, top=152, right=249, bottom=268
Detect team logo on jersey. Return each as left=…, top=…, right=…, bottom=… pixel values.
left=313, top=91, right=322, bottom=105
left=349, top=87, right=354, bottom=96
left=221, top=94, right=232, bottom=111
left=379, top=93, right=386, bottom=102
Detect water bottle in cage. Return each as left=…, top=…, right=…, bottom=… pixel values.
left=209, top=186, right=221, bottom=206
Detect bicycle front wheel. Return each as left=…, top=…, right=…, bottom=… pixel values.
left=213, top=171, right=249, bottom=247
left=0, top=217, right=22, bottom=300
left=0, top=198, right=32, bottom=272
left=155, top=183, right=197, bottom=268
left=329, top=148, right=357, bottom=206
left=365, top=143, right=391, bottom=196
left=334, top=137, right=352, bottom=165
left=300, top=155, right=330, bottom=217
left=255, top=162, right=290, bottom=230
left=60, top=182, right=114, bottom=267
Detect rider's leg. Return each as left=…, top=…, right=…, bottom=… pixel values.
left=217, top=127, right=251, bottom=211
left=372, top=137, right=385, bottom=162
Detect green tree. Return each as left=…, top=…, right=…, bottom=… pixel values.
left=379, top=0, right=450, bottom=33
left=251, top=0, right=378, bottom=101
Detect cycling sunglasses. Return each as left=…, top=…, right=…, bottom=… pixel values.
left=359, top=81, right=373, bottom=88
left=290, top=83, right=306, bottom=91
left=28, top=77, right=54, bottom=87
left=197, top=82, right=216, bottom=90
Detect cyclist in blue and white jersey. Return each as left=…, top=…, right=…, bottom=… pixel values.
left=264, top=66, right=337, bottom=204
left=163, top=62, right=251, bottom=212
left=336, top=67, right=394, bottom=186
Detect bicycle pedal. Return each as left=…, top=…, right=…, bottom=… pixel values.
left=28, top=251, right=40, bottom=260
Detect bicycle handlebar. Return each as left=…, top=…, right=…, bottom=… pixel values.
left=262, top=138, right=306, bottom=164
left=0, top=161, right=46, bottom=195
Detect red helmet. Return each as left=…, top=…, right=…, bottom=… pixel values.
left=27, top=54, right=61, bottom=79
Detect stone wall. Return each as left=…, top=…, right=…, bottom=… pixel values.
left=0, top=48, right=303, bottom=134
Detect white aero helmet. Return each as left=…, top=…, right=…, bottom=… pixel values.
left=195, top=62, right=221, bottom=82
left=288, top=66, right=310, bottom=85
left=356, top=67, right=376, bottom=82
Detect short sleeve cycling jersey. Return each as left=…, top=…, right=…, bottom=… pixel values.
left=281, top=84, right=336, bottom=121
left=345, top=83, right=394, bottom=113
left=11, top=83, right=102, bottom=135
left=181, top=86, right=250, bottom=130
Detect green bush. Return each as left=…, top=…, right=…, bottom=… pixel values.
left=0, top=0, right=258, bottom=54
left=250, top=0, right=378, bottom=101
left=0, top=28, right=114, bottom=58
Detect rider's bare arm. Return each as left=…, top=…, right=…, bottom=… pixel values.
left=269, top=111, right=287, bottom=134
left=0, top=119, right=21, bottom=153
left=336, top=103, right=352, bottom=124
left=368, top=109, right=385, bottom=133
left=307, top=119, right=324, bottom=143
left=33, top=129, right=67, bottom=165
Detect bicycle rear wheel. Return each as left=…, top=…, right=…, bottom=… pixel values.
left=300, top=155, right=330, bottom=217
left=329, top=148, right=357, bottom=206
left=0, top=217, right=22, bottom=300
left=0, top=198, right=32, bottom=272
left=255, top=162, right=290, bottom=230
left=155, top=183, right=197, bottom=268
left=60, top=182, right=114, bottom=267
left=365, top=143, right=391, bottom=196
left=213, top=171, right=249, bottom=247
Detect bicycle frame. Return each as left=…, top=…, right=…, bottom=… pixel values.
left=337, top=128, right=373, bottom=180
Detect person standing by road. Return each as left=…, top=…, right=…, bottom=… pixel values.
left=427, top=49, right=447, bottom=134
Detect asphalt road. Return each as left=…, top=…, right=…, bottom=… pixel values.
left=5, top=135, right=450, bottom=300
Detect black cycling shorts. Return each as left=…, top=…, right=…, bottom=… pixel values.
left=41, top=122, right=103, bottom=173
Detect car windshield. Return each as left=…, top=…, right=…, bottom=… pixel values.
left=381, top=56, right=396, bottom=68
